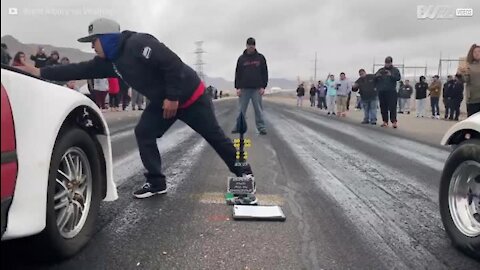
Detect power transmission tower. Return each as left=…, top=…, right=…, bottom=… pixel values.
left=194, top=41, right=206, bottom=82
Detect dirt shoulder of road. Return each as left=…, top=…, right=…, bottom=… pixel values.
left=265, top=95, right=460, bottom=147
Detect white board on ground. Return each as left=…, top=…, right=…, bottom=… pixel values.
left=233, top=205, right=286, bottom=221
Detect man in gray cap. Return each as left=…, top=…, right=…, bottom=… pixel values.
left=19, top=18, right=255, bottom=199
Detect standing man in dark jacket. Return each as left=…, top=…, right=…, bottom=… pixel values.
left=309, top=84, right=317, bottom=107
left=443, top=75, right=455, bottom=119
left=30, top=46, right=49, bottom=68
left=398, top=80, right=413, bottom=114
left=296, top=83, right=305, bottom=107
left=415, top=76, right=428, bottom=117
left=375, top=56, right=401, bottom=128
left=449, top=74, right=464, bottom=121
left=19, top=18, right=254, bottom=199
left=118, top=78, right=131, bottom=111
left=233, top=37, right=268, bottom=135
left=354, top=69, right=378, bottom=125
left=1, top=43, right=12, bottom=65
left=45, top=50, right=60, bottom=66
left=316, top=81, right=327, bottom=110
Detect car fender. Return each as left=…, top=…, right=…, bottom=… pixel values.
left=1, top=69, right=117, bottom=240
left=441, top=114, right=480, bottom=146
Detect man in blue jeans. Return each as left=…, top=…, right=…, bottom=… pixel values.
left=354, top=69, right=378, bottom=125
left=232, top=37, right=268, bottom=135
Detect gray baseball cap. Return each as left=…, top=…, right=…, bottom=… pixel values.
left=78, top=18, right=121, bottom=42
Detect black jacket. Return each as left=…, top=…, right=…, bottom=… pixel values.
left=450, top=81, right=464, bottom=100
left=1, top=48, right=11, bottom=65
left=354, top=74, right=377, bottom=100
left=415, top=81, right=428, bottom=99
left=296, top=86, right=305, bottom=97
left=398, top=85, right=413, bottom=98
left=41, top=31, right=200, bottom=104
left=30, top=53, right=49, bottom=68
left=309, top=87, right=316, bottom=96
left=45, top=58, right=60, bottom=67
left=234, top=49, right=268, bottom=89
left=443, top=80, right=455, bottom=98
left=374, top=67, right=401, bottom=92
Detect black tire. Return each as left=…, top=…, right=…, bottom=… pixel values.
left=35, top=127, right=102, bottom=260
left=439, top=139, right=480, bottom=259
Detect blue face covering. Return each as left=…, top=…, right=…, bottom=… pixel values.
left=98, top=33, right=121, bottom=61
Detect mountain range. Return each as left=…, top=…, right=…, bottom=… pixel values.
left=2, top=35, right=297, bottom=90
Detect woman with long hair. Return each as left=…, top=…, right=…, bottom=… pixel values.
left=12, top=51, right=26, bottom=66
left=458, top=44, right=480, bottom=116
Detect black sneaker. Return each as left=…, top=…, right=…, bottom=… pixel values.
left=361, top=121, right=369, bottom=124
left=371, top=122, right=377, bottom=125
left=259, top=130, right=267, bottom=135
left=133, top=183, right=167, bottom=199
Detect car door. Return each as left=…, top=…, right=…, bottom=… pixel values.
left=1, top=83, right=18, bottom=237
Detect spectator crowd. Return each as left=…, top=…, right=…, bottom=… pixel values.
left=1, top=43, right=147, bottom=113
left=295, top=44, right=480, bottom=128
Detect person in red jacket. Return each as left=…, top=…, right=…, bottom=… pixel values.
left=108, top=77, right=120, bottom=111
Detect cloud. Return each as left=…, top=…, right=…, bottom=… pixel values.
left=2, top=0, right=478, bottom=81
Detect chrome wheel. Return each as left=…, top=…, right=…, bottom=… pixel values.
left=449, top=160, right=480, bottom=237
left=54, top=147, right=92, bottom=239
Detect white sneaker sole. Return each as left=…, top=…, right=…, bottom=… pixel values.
left=133, top=189, right=167, bottom=199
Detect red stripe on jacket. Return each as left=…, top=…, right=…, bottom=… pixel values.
left=179, top=82, right=205, bottom=109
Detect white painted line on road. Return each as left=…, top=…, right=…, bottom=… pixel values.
left=164, top=139, right=207, bottom=193
left=110, top=129, right=135, bottom=142
left=113, top=125, right=196, bottom=186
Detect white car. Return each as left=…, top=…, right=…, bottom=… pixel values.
left=1, top=66, right=117, bottom=259
left=440, top=113, right=480, bottom=258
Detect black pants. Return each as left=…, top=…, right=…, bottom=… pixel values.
left=378, top=91, right=397, bottom=123
left=444, top=98, right=451, bottom=118
left=109, top=93, right=119, bottom=108
left=317, top=96, right=327, bottom=109
left=346, top=92, right=352, bottom=110
left=449, top=98, right=462, bottom=120
left=467, top=103, right=480, bottom=117
left=93, top=90, right=108, bottom=109
left=135, top=93, right=247, bottom=187
left=431, top=97, right=440, bottom=116
left=119, top=88, right=131, bottom=110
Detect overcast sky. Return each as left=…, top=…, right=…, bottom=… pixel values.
left=2, top=0, right=479, bottom=81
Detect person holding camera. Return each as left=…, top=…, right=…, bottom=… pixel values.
left=375, top=56, right=401, bottom=128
